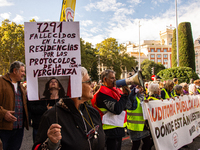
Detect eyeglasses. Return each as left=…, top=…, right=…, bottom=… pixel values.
left=82, top=78, right=92, bottom=85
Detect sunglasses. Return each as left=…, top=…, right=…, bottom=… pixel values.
left=82, top=78, right=92, bottom=85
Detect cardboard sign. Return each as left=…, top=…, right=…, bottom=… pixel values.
left=24, top=22, right=81, bottom=100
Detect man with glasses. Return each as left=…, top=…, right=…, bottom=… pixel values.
left=91, top=69, right=130, bottom=150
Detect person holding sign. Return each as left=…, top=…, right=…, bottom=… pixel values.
left=0, top=61, right=29, bottom=150
left=33, top=67, right=105, bottom=150
left=29, top=77, right=66, bottom=143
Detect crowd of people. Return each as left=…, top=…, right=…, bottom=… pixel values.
left=0, top=61, right=200, bottom=150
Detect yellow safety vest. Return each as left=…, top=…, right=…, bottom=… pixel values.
left=127, top=97, right=145, bottom=131
left=161, top=88, right=173, bottom=99
left=99, top=107, right=127, bottom=130
left=147, top=96, right=159, bottom=100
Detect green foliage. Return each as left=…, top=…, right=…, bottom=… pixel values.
left=178, top=22, right=195, bottom=71
left=0, top=19, right=25, bottom=75
left=171, top=29, right=177, bottom=67
left=157, top=67, right=199, bottom=83
left=96, top=38, right=137, bottom=79
left=80, top=38, right=98, bottom=81
left=141, top=59, right=165, bottom=81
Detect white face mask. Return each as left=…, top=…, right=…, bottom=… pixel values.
left=135, top=88, right=139, bottom=93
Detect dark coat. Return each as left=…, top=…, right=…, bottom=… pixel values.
left=33, top=97, right=105, bottom=150
left=0, top=74, right=29, bottom=130
left=28, top=99, right=58, bottom=129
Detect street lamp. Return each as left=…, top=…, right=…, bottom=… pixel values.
left=175, top=0, right=179, bottom=67
left=139, top=21, right=141, bottom=70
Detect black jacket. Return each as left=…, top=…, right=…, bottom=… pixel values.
left=33, top=97, right=105, bottom=150
left=95, top=87, right=128, bottom=138
left=28, top=99, right=58, bottom=129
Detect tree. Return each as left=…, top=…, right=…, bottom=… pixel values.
left=178, top=22, right=195, bottom=71
left=171, top=29, right=177, bottom=67
left=80, top=38, right=98, bottom=81
left=141, top=59, right=165, bottom=81
left=0, top=19, right=25, bottom=75
left=96, top=38, right=137, bottom=79
left=157, top=67, right=199, bottom=83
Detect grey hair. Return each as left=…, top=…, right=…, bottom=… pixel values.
left=81, top=67, right=88, bottom=79
left=174, top=85, right=182, bottom=92
left=100, top=69, right=115, bottom=81
left=9, top=61, right=25, bottom=73
left=148, top=83, right=159, bottom=96
left=189, top=84, right=196, bottom=94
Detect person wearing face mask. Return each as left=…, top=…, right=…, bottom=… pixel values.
left=127, top=85, right=152, bottom=150
left=91, top=69, right=130, bottom=150
left=32, top=67, right=105, bottom=150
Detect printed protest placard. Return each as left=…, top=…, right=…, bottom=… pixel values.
left=24, top=22, right=81, bottom=100
left=143, top=95, right=200, bottom=150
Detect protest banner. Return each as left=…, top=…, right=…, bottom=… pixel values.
left=143, top=95, right=200, bottom=150
left=60, top=0, right=76, bottom=22
left=24, top=21, right=81, bottom=100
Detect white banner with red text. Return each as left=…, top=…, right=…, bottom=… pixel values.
left=143, top=95, right=200, bottom=150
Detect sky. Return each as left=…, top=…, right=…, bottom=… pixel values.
left=0, top=0, right=200, bottom=47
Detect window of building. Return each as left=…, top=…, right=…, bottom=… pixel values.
left=151, top=59, right=155, bottom=62
left=157, top=49, right=160, bottom=52
left=164, top=59, right=168, bottom=62
left=158, top=59, right=161, bottom=63
left=169, top=43, right=172, bottom=45
left=151, top=54, right=155, bottom=58
left=157, top=54, right=161, bottom=58
left=164, top=49, right=167, bottom=52
left=164, top=54, right=167, bottom=58
left=151, top=49, right=154, bottom=52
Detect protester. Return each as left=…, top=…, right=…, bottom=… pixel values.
left=194, top=79, right=200, bottom=94
left=189, top=84, right=198, bottom=95
left=173, top=85, right=183, bottom=97
left=173, top=78, right=178, bottom=86
left=127, top=85, right=152, bottom=150
left=147, top=83, right=161, bottom=101
left=0, top=61, right=29, bottom=150
left=91, top=69, right=130, bottom=150
left=179, top=82, right=189, bottom=95
left=29, top=77, right=65, bottom=143
left=161, top=80, right=174, bottom=99
left=33, top=67, right=105, bottom=150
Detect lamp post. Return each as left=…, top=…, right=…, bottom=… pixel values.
left=139, top=21, right=141, bottom=70
left=175, top=0, right=179, bottom=67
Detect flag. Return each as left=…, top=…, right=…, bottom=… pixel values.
left=60, top=0, right=76, bottom=22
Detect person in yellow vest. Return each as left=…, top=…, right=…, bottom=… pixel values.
left=189, top=83, right=198, bottom=95
left=161, top=80, right=174, bottom=100
left=147, top=83, right=161, bottom=101
left=127, top=85, right=152, bottom=150
left=91, top=69, right=130, bottom=150
left=173, top=85, right=183, bottom=97
left=194, top=79, right=200, bottom=94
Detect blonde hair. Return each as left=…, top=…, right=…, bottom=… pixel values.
left=164, top=80, right=174, bottom=92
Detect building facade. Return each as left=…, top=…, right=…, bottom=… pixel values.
left=194, top=36, right=200, bottom=75
left=126, top=28, right=173, bottom=68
